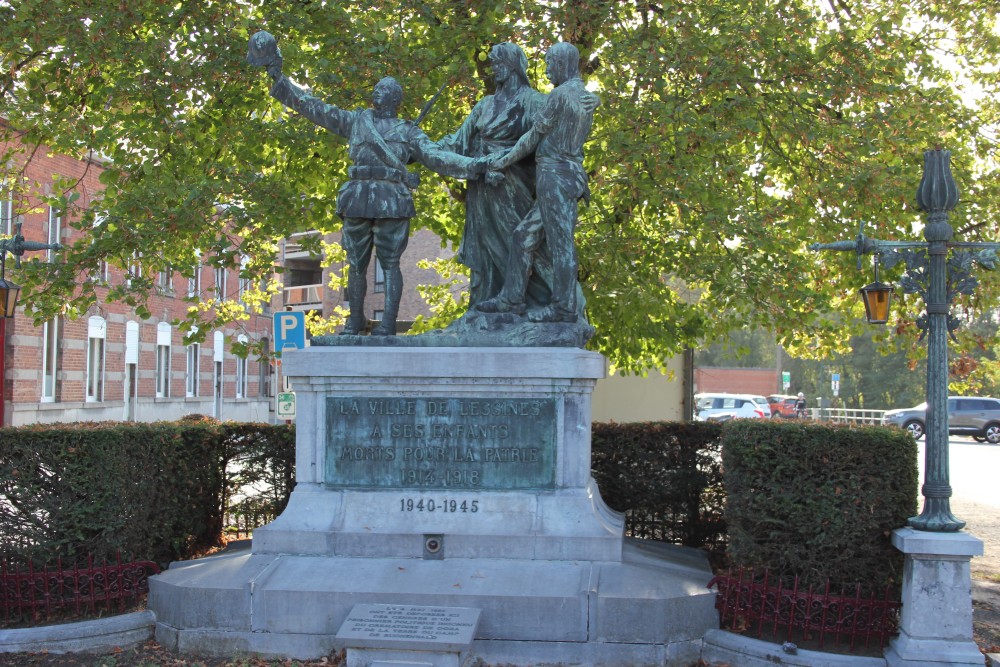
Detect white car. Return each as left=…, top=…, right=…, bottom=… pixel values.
left=695, top=393, right=769, bottom=422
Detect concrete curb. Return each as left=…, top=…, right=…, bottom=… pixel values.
left=0, top=610, right=156, bottom=654
left=701, top=629, right=887, bottom=667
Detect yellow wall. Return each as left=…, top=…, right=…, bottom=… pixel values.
left=591, top=355, right=687, bottom=423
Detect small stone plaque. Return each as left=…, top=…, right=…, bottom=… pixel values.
left=337, top=604, right=481, bottom=652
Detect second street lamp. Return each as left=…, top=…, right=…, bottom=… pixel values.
left=0, top=221, right=64, bottom=426
left=811, top=148, right=1000, bottom=532
left=0, top=277, right=20, bottom=319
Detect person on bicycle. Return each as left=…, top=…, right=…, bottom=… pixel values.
left=794, top=393, right=807, bottom=418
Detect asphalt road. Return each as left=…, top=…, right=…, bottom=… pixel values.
left=915, top=437, right=1000, bottom=577
left=920, top=437, right=1000, bottom=508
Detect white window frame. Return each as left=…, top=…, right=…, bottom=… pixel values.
left=47, top=207, right=61, bottom=261
left=86, top=316, right=107, bottom=402
left=186, top=344, right=201, bottom=397
left=1, top=182, right=12, bottom=236
left=215, top=265, right=228, bottom=300
left=126, top=252, right=142, bottom=287
left=238, top=256, right=251, bottom=305
left=41, top=317, right=61, bottom=402
left=88, top=214, right=109, bottom=283
left=158, top=267, right=173, bottom=294
left=188, top=250, right=202, bottom=297
left=374, top=257, right=386, bottom=293
left=186, top=329, right=200, bottom=398
left=235, top=334, right=249, bottom=399
left=155, top=322, right=172, bottom=398
left=259, top=337, right=272, bottom=398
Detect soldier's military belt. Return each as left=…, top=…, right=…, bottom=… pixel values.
left=348, top=165, right=408, bottom=182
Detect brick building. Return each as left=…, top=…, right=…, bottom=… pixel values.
left=1, top=132, right=278, bottom=426
left=693, top=367, right=779, bottom=397
left=1, top=128, right=463, bottom=427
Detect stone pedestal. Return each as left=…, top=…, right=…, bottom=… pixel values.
left=150, top=346, right=717, bottom=666
left=884, top=527, right=984, bottom=667
left=252, top=347, right=623, bottom=562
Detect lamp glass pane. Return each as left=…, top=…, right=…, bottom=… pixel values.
left=0, top=280, right=20, bottom=318
left=860, top=282, right=893, bottom=324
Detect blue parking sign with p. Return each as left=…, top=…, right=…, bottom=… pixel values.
left=274, top=311, right=306, bottom=353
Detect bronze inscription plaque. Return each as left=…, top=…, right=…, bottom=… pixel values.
left=325, top=397, right=557, bottom=489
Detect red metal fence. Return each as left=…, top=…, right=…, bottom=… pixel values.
left=1, top=554, right=161, bottom=624
left=709, top=568, right=901, bottom=652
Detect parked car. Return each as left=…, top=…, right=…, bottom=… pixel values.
left=695, top=393, right=769, bottom=422
left=881, top=396, right=1000, bottom=443
left=767, top=394, right=799, bottom=418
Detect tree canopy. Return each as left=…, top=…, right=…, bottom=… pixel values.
left=2, top=0, right=999, bottom=371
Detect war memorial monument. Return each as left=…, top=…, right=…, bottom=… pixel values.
left=149, top=31, right=718, bottom=667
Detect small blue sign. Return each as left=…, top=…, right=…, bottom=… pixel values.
left=274, top=311, right=306, bottom=353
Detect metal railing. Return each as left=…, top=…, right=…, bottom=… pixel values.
left=810, top=408, right=888, bottom=425
left=709, top=568, right=900, bottom=652
left=283, top=283, right=323, bottom=307
left=283, top=231, right=324, bottom=258
left=1, top=554, right=161, bottom=624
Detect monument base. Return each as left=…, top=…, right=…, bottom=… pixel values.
left=149, top=346, right=718, bottom=665
left=251, top=481, right=625, bottom=562
left=151, top=538, right=716, bottom=666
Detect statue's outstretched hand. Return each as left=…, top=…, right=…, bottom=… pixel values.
left=487, top=149, right=512, bottom=172
left=247, top=31, right=284, bottom=80
left=485, top=171, right=505, bottom=186
left=471, top=156, right=493, bottom=174
left=267, top=56, right=284, bottom=81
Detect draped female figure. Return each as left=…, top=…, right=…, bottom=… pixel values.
left=437, top=43, right=558, bottom=311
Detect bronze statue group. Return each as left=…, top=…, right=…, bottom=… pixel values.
left=248, top=33, right=598, bottom=336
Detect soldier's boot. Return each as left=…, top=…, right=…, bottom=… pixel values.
left=527, top=303, right=577, bottom=323
left=371, top=264, right=401, bottom=336
left=476, top=295, right=526, bottom=315
left=529, top=252, right=578, bottom=323
left=340, top=269, right=367, bottom=335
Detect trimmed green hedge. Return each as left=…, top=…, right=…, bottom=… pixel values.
left=2, top=416, right=916, bottom=598
left=0, top=418, right=294, bottom=567
left=591, top=421, right=727, bottom=561
left=722, top=419, right=918, bottom=593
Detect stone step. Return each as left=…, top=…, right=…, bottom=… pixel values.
left=150, top=538, right=718, bottom=666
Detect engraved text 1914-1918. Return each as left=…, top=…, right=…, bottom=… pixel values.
left=325, top=397, right=557, bottom=489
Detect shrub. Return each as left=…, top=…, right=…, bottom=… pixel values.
left=0, top=419, right=294, bottom=568
left=591, top=420, right=726, bottom=561
left=722, top=419, right=918, bottom=593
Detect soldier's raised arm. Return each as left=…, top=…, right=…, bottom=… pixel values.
left=247, top=30, right=355, bottom=139
left=408, top=126, right=493, bottom=181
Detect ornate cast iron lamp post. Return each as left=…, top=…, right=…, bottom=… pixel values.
left=811, top=149, right=1000, bottom=532
left=0, top=221, right=63, bottom=425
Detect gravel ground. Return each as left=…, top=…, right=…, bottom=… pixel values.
left=953, top=495, right=1000, bottom=658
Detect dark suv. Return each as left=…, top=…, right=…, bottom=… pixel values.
left=881, top=396, right=1000, bottom=443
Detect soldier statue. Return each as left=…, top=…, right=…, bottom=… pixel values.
left=248, top=31, right=491, bottom=336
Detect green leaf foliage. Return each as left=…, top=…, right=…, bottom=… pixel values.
left=2, top=1, right=1000, bottom=370
left=722, top=419, right=918, bottom=592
